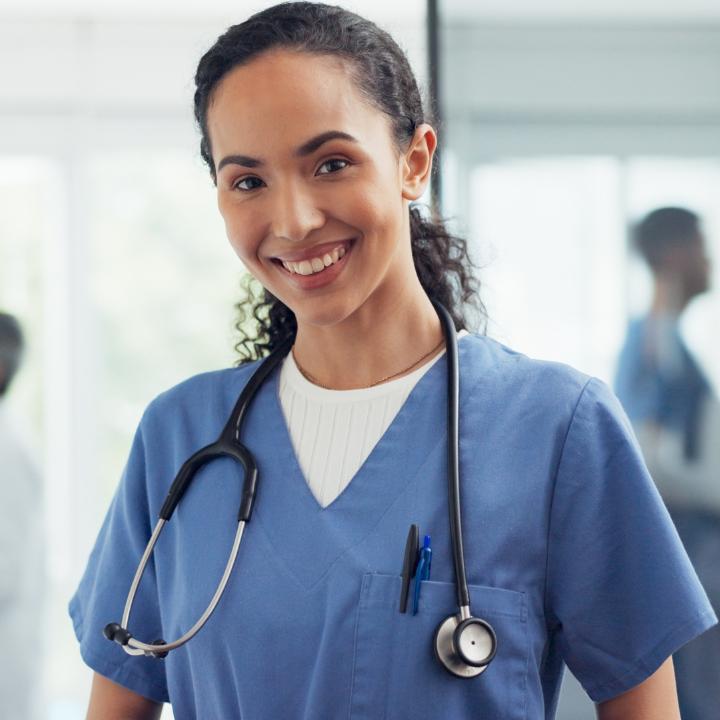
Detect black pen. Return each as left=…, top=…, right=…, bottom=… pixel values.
left=399, top=523, right=419, bottom=613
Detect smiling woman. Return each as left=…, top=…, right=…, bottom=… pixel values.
left=192, top=5, right=485, bottom=376
left=205, top=47, right=445, bottom=361
left=68, top=3, right=717, bottom=719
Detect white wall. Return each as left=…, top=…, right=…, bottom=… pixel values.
left=443, top=23, right=720, bottom=158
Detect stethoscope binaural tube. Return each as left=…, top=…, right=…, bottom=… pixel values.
left=104, top=336, right=294, bottom=658
left=430, top=299, right=497, bottom=678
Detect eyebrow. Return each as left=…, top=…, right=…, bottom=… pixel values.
left=216, top=130, right=359, bottom=173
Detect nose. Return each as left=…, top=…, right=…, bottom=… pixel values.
left=269, top=179, right=325, bottom=244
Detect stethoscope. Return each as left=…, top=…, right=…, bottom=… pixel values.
left=104, top=299, right=497, bottom=678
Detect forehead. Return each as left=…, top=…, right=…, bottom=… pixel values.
left=207, top=49, right=387, bottom=156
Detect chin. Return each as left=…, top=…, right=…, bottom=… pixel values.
left=298, top=296, right=362, bottom=329
left=297, top=306, right=353, bottom=329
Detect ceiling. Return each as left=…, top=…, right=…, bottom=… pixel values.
left=445, top=0, right=720, bottom=22
left=2, top=0, right=720, bottom=22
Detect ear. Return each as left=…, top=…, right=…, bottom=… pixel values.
left=400, top=123, right=437, bottom=202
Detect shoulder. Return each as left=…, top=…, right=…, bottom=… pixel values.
left=461, top=333, right=597, bottom=419
left=139, top=360, right=264, bottom=433
left=461, top=333, right=635, bottom=452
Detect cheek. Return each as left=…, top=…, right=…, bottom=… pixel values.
left=369, top=200, right=405, bottom=259
left=224, top=224, right=250, bottom=262
left=226, top=228, right=249, bottom=259
left=219, top=199, right=262, bottom=263
left=345, top=178, right=403, bottom=238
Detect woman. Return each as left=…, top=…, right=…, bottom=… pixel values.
left=70, top=3, right=717, bottom=718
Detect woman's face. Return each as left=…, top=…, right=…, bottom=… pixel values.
left=206, top=49, right=433, bottom=328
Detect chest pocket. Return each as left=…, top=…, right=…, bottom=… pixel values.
left=349, top=573, right=528, bottom=720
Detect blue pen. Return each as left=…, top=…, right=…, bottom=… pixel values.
left=411, top=535, right=432, bottom=615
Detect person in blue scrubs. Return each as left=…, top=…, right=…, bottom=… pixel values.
left=70, top=3, right=718, bottom=718
left=615, top=208, right=712, bottom=464
left=615, top=207, right=720, bottom=720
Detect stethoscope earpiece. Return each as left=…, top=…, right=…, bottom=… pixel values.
left=433, top=611, right=497, bottom=679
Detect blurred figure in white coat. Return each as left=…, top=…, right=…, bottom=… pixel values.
left=615, top=207, right=720, bottom=720
left=0, top=312, right=44, bottom=720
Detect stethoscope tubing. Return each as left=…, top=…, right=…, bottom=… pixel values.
left=118, top=519, right=247, bottom=655
left=106, top=302, right=477, bottom=660
left=106, top=340, right=291, bottom=657
left=432, top=299, right=472, bottom=612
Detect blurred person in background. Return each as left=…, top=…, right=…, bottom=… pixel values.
left=0, top=312, right=44, bottom=720
left=615, top=207, right=720, bottom=720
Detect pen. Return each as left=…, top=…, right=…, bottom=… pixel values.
left=399, top=524, right=419, bottom=613
left=412, top=534, right=432, bottom=615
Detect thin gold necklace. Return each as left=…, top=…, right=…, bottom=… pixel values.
left=292, top=336, right=446, bottom=390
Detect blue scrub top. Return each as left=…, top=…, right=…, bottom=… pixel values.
left=69, top=334, right=717, bottom=719
left=615, top=315, right=711, bottom=459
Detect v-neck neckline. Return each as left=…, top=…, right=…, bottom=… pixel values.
left=273, top=333, right=472, bottom=513
left=277, top=353, right=456, bottom=513
left=243, top=335, right=474, bottom=589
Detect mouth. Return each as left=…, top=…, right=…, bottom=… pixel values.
left=271, top=238, right=355, bottom=277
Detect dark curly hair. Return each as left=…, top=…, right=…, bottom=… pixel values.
left=193, top=1, right=486, bottom=364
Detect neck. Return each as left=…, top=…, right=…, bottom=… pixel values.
left=291, top=273, right=445, bottom=391
left=650, top=275, right=688, bottom=318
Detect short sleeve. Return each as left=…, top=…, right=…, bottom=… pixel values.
left=68, top=410, right=169, bottom=703
left=545, top=377, right=718, bottom=703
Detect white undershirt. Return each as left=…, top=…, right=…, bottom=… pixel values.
left=278, top=329, right=470, bottom=508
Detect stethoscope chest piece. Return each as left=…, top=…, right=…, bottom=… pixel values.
left=433, top=612, right=497, bottom=679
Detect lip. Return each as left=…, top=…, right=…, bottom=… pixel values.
left=272, top=238, right=354, bottom=291
left=271, top=238, right=355, bottom=263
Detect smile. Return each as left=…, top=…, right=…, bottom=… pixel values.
left=278, top=244, right=347, bottom=276
left=272, top=239, right=355, bottom=290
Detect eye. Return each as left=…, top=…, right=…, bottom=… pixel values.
left=317, top=158, right=350, bottom=175
left=233, top=176, right=264, bottom=192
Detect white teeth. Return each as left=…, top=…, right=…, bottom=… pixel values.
left=280, top=243, right=349, bottom=276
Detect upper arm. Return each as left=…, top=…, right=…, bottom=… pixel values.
left=69, top=413, right=169, bottom=703
left=596, top=656, right=680, bottom=720
left=87, top=672, right=163, bottom=720
left=546, top=378, right=717, bottom=701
